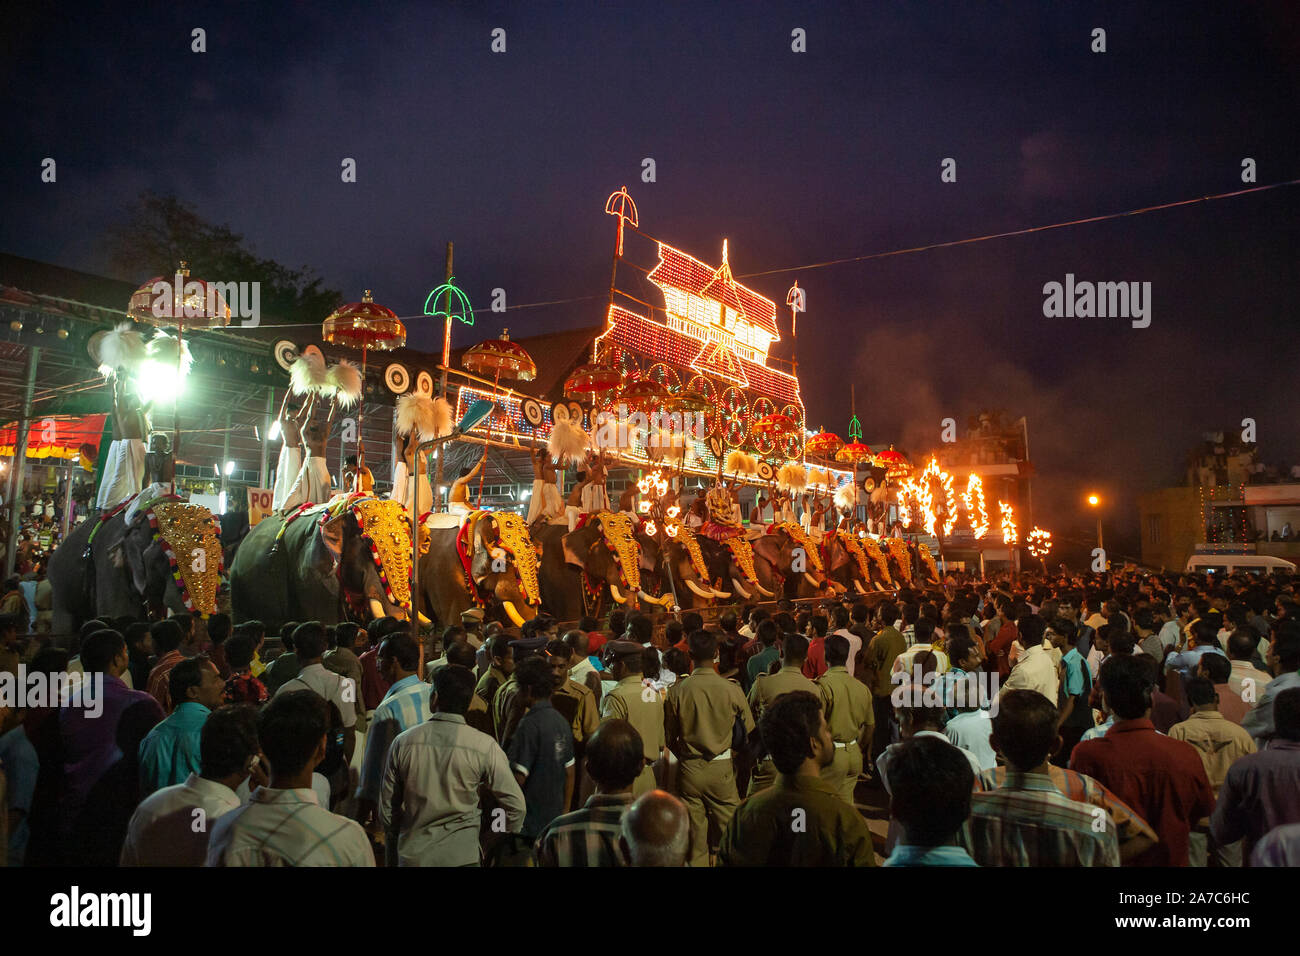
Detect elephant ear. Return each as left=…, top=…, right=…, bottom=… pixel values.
left=318, top=510, right=351, bottom=564
left=827, top=536, right=852, bottom=574
left=121, top=515, right=153, bottom=597
left=636, top=532, right=659, bottom=572
left=561, top=524, right=597, bottom=570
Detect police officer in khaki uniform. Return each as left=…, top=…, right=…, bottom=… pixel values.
left=665, top=630, right=755, bottom=867
left=599, top=640, right=664, bottom=796
left=745, top=632, right=819, bottom=795
left=547, top=638, right=600, bottom=808
left=493, top=633, right=547, bottom=747
left=816, top=633, right=874, bottom=805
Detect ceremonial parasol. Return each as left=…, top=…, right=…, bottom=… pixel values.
left=619, top=378, right=669, bottom=412
left=805, top=429, right=844, bottom=462
left=462, top=328, right=536, bottom=504
left=835, top=442, right=874, bottom=517
left=127, top=262, right=230, bottom=493
left=873, top=444, right=912, bottom=481
left=752, top=413, right=796, bottom=438
left=564, top=362, right=622, bottom=400
left=322, top=290, right=406, bottom=469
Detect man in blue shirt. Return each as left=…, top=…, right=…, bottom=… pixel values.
left=355, top=632, right=430, bottom=828
left=1165, top=619, right=1227, bottom=683
left=507, top=655, right=575, bottom=839
left=138, top=656, right=225, bottom=795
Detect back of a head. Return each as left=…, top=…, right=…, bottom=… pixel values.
left=782, top=632, right=809, bottom=665
left=80, top=629, right=126, bottom=674
left=514, top=655, right=555, bottom=700
left=913, top=617, right=936, bottom=647
left=432, top=664, right=475, bottom=715
left=1185, top=676, right=1218, bottom=709
left=258, top=691, right=328, bottom=777
left=810, top=615, right=829, bottom=638
left=681, top=611, right=704, bottom=633
left=664, top=619, right=685, bottom=646
left=1016, top=614, right=1046, bottom=648
left=586, top=718, right=645, bottom=792
left=1201, top=652, right=1231, bottom=685
left=825, top=634, right=850, bottom=668
left=992, top=690, right=1060, bottom=770
left=292, top=621, right=328, bottom=661
left=756, top=618, right=780, bottom=647
left=151, top=619, right=183, bottom=655
left=851, top=603, right=868, bottom=624
left=879, top=602, right=900, bottom=626
left=562, top=629, right=590, bottom=658
left=608, top=608, right=628, bottom=637
left=627, top=614, right=653, bottom=645
left=335, top=621, right=360, bottom=650
left=280, top=622, right=299, bottom=650
left=79, top=618, right=109, bottom=644
left=446, top=641, right=477, bottom=669
left=380, top=632, right=421, bottom=673
left=201, top=704, right=260, bottom=779
left=1108, top=627, right=1137, bottom=656
left=1274, top=688, right=1300, bottom=741
left=687, top=629, right=716, bottom=664
left=888, top=736, right=974, bottom=847
left=225, top=632, right=256, bottom=671
left=621, top=790, right=689, bottom=867
left=1226, top=630, right=1257, bottom=661
left=207, top=613, right=232, bottom=645
left=1273, top=621, right=1300, bottom=672
left=760, top=690, right=823, bottom=775
left=1190, top=618, right=1219, bottom=649
left=719, top=610, right=738, bottom=632
left=1098, top=653, right=1153, bottom=720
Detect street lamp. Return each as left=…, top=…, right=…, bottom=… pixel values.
left=1087, top=493, right=1103, bottom=552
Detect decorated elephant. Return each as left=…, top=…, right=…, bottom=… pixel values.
left=229, top=495, right=411, bottom=632
left=824, top=530, right=896, bottom=595
left=537, top=511, right=673, bottom=621
left=417, top=510, right=542, bottom=629
left=747, top=522, right=833, bottom=601
left=697, top=534, right=775, bottom=604
left=653, top=525, right=732, bottom=609
left=50, top=496, right=223, bottom=634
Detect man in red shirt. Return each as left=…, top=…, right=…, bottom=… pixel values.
left=1071, top=654, right=1215, bottom=866
left=145, top=619, right=197, bottom=713
left=802, top=615, right=830, bottom=680
left=985, top=599, right=1020, bottom=679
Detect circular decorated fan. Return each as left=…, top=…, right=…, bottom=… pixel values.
left=720, top=387, right=750, bottom=448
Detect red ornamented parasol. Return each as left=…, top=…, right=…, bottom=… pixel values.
left=873, top=444, right=912, bottom=480
left=835, top=442, right=875, bottom=465
left=805, top=429, right=844, bottom=461
left=321, top=289, right=405, bottom=473
left=619, top=378, right=670, bottom=412
left=564, top=362, right=622, bottom=400
left=752, top=413, right=797, bottom=438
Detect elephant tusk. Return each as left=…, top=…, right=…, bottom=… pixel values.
left=685, top=580, right=714, bottom=600
left=730, top=577, right=752, bottom=600
left=754, top=582, right=774, bottom=598
left=417, top=611, right=432, bottom=626
left=609, top=584, right=628, bottom=604
left=803, top=572, right=822, bottom=590
left=710, top=588, right=732, bottom=600
left=368, top=598, right=386, bottom=621
left=853, top=579, right=867, bottom=594
left=502, top=600, right=526, bottom=627
left=640, top=590, right=673, bottom=607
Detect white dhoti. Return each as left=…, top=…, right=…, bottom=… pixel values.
left=125, top=481, right=184, bottom=526
left=581, top=484, right=609, bottom=514
left=526, top=480, right=564, bottom=524
left=272, top=444, right=304, bottom=512
left=566, top=504, right=582, bottom=532
left=288, top=456, right=331, bottom=507
left=392, top=461, right=433, bottom=517
left=96, top=438, right=146, bottom=511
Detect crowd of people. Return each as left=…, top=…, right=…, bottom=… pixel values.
left=1, top=566, right=1298, bottom=867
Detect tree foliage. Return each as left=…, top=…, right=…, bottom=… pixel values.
left=104, top=192, right=342, bottom=325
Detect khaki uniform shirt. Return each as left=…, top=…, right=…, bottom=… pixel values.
left=1169, top=710, right=1258, bottom=793
left=666, top=668, right=754, bottom=760
left=718, top=774, right=876, bottom=867
left=817, top=665, right=874, bottom=744
left=553, top=677, right=600, bottom=744
left=491, top=674, right=520, bottom=744
left=747, top=665, right=819, bottom=722
left=601, top=675, right=665, bottom=763
left=863, top=626, right=907, bottom=697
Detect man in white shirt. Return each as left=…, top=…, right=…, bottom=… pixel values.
left=892, top=618, right=950, bottom=679
left=831, top=606, right=862, bottom=678
left=122, top=704, right=264, bottom=866
left=206, top=691, right=374, bottom=866
left=381, top=664, right=525, bottom=866
left=1001, top=616, right=1059, bottom=704
left=276, top=622, right=356, bottom=770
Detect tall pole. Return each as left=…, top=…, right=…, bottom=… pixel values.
left=220, top=410, right=231, bottom=511
left=433, top=241, right=453, bottom=512
left=5, top=347, right=39, bottom=578
left=259, top=387, right=273, bottom=489
left=1097, top=516, right=1104, bottom=553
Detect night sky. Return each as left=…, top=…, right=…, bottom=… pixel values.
left=4, top=1, right=1298, bottom=555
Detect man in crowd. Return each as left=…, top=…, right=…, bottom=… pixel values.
left=1241, top=621, right=1300, bottom=744
left=1212, top=688, right=1300, bottom=865
left=746, top=633, right=818, bottom=795
left=380, top=665, right=524, bottom=866
left=665, top=630, right=755, bottom=866
left=275, top=622, right=356, bottom=771
left=1071, top=655, right=1215, bottom=866
left=122, top=705, right=265, bottom=866
left=817, top=634, right=873, bottom=804
left=718, top=691, right=875, bottom=866
left=145, top=619, right=190, bottom=712
left=138, top=656, right=225, bottom=794
left=535, top=718, right=643, bottom=866
left=355, top=632, right=430, bottom=830
left=883, top=736, right=978, bottom=867
left=1000, top=614, right=1056, bottom=703
left=965, top=690, right=1119, bottom=866
left=862, top=602, right=905, bottom=764
left=1221, top=630, right=1273, bottom=724
left=743, top=618, right=781, bottom=689
left=507, top=655, right=575, bottom=841
left=599, top=640, right=664, bottom=796
left=619, top=789, right=690, bottom=867
left=472, top=631, right=514, bottom=737
left=260, top=622, right=301, bottom=696
left=206, top=692, right=373, bottom=866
